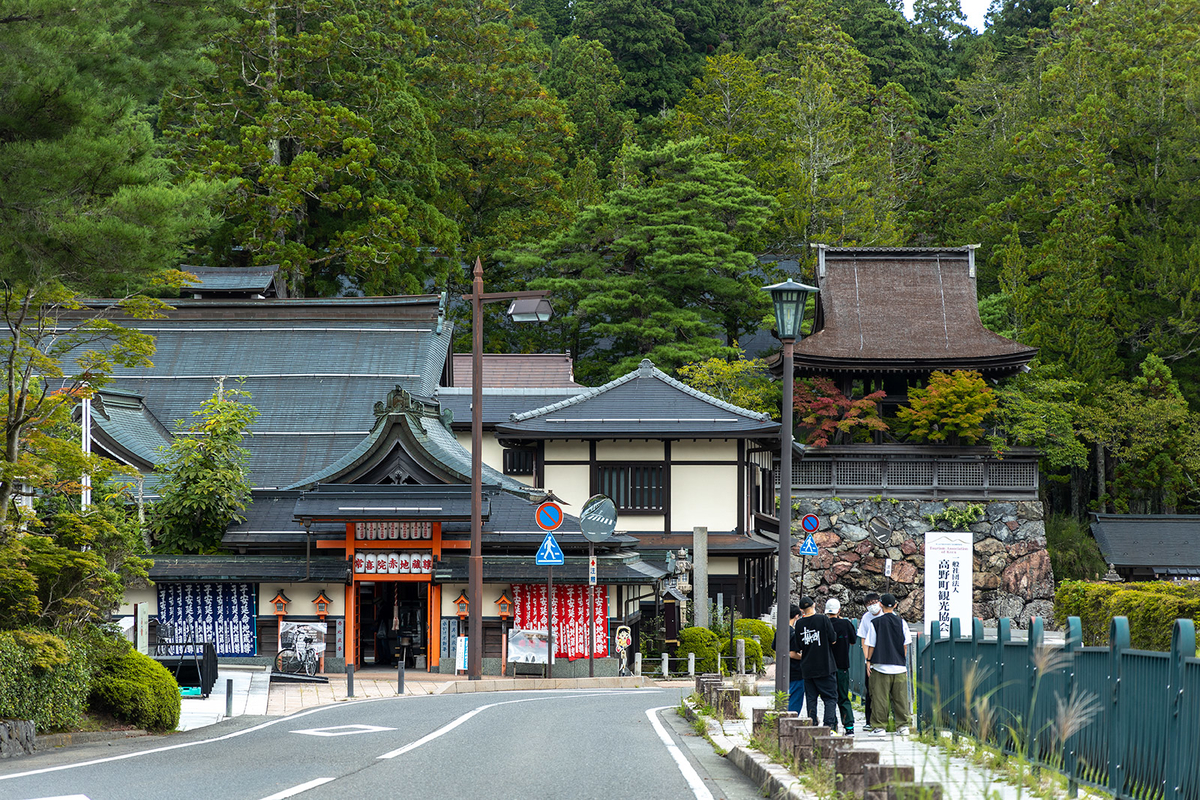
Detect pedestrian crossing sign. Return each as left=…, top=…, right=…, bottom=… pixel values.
left=536, top=531, right=565, bottom=565
left=798, top=534, right=819, bottom=557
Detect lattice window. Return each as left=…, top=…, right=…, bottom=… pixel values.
left=937, top=461, right=984, bottom=486
left=989, top=461, right=1038, bottom=488
left=836, top=460, right=883, bottom=485
left=887, top=460, right=934, bottom=486
left=793, top=461, right=832, bottom=486
left=502, top=447, right=536, bottom=475
left=597, top=463, right=665, bottom=511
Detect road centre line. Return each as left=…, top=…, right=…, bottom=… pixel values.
left=646, top=706, right=715, bottom=800
left=0, top=689, right=659, bottom=782
left=376, top=691, right=653, bottom=759
left=258, top=777, right=335, bottom=799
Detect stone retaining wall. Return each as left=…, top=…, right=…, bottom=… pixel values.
left=0, top=720, right=35, bottom=758
left=791, top=498, right=1055, bottom=627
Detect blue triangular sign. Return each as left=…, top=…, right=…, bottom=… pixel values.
left=536, top=531, right=565, bottom=565
left=798, top=534, right=819, bottom=557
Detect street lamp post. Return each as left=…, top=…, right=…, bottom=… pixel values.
left=763, top=278, right=819, bottom=696
left=466, top=257, right=551, bottom=680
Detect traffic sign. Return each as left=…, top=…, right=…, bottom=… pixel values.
left=798, top=534, right=819, bottom=557
left=536, top=501, right=564, bottom=532
left=588, top=554, right=597, bottom=586
left=579, top=494, right=617, bottom=542
left=800, top=514, right=820, bottom=533
left=536, top=531, right=565, bottom=565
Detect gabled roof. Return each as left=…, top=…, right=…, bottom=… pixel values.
left=495, top=359, right=779, bottom=439
left=68, top=295, right=452, bottom=488
left=448, top=353, right=581, bottom=388
left=1091, top=514, right=1200, bottom=571
left=436, top=387, right=587, bottom=429
left=89, top=390, right=173, bottom=471
left=293, top=484, right=481, bottom=522
left=784, top=246, right=1037, bottom=374
left=181, top=266, right=283, bottom=298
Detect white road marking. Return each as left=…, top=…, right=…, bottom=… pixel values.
left=377, top=690, right=657, bottom=759
left=290, top=724, right=396, bottom=737
left=257, top=778, right=335, bottom=799
left=26, top=795, right=91, bottom=799
left=646, top=706, right=715, bottom=800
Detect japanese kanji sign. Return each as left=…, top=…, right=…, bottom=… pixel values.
left=923, top=531, right=973, bottom=639
left=511, top=583, right=609, bottom=659
left=156, top=582, right=257, bottom=657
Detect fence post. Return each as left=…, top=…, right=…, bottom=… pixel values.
left=662, top=651, right=669, bottom=678
left=996, top=617, right=1011, bottom=750
left=688, top=652, right=695, bottom=677
left=1165, top=619, right=1196, bottom=800
left=737, top=639, right=746, bottom=676
left=1028, top=615, right=1045, bottom=767
left=923, top=619, right=941, bottom=734
left=634, top=652, right=642, bottom=677
left=949, top=616, right=961, bottom=739
left=1108, top=616, right=1130, bottom=798
left=1063, top=616, right=1082, bottom=798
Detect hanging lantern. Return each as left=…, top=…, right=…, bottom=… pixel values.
left=312, top=589, right=333, bottom=620
left=454, top=590, right=470, bottom=620
left=496, top=590, right=513, bottom=621
left=269, top=589, right=291, bottom=616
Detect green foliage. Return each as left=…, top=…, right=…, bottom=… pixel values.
left=676, top=350, right=780, bottom=418
left=793, top=376, right=889, bottom=446
left=0, top=630, right=91, bottom=732
left=544, top=37, right=635, bottom=179
left=722, top=636, right=764, bottom=674
left=1043, top=514, right=1107, bottom=584
left=675, top=626, right=722, bottom=674
left=148, top=385, right=258, bottom=554
left=897, top=370, right=997, bottom=445
left=924, top=502, right=984, bottom=529
left=89, top=643, right=181, bottom=732
left=990, top=365, right=1089, bottom=472
left=1055, top=580, right=1200, bottom=651
left=733, top=617, right=775, bottom=644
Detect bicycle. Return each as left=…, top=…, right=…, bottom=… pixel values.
left=275, top=634, right=320, bottom=676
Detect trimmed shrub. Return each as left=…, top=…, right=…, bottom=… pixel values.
left=722, top=636, right=764, bottom=674
left=732, top=618, right=774, bottom=645
left=89, top=644, right=180, bottom=732
left=675, top=626, right=722, bottom=674
left=0, top=630, right=91, bottom=732
left=1055, top=580, right=1200, bottom=650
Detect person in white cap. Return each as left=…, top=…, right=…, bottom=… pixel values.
left=825, top=597, right=857, bottom=735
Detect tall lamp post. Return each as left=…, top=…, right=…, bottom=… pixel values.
left=466, top=257, right=552, bottom=680
left=764, top=278, right=819, bottom=696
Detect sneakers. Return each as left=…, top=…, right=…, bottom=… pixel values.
left=844, top=728, right=855, bottom=736
left=864, top=726, right=886, bottom=735
left=897, top=726, right=911, bottom=736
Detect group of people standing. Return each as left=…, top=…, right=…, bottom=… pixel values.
left=787, top=591, right=912, bottom=736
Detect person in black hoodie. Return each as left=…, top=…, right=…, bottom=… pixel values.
left=794, top=596, right=839, bottom=729
left=825, top=598, right=857, bottom=735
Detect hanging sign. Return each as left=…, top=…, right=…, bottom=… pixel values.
left=589, top=554, right=597, bottom=586
left=924, top=531, right=973, bottom=638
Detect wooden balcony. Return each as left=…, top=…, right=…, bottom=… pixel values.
left=776, top=444, right=1040, bottom=500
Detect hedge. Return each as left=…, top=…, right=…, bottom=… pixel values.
left=89, top=645, right=181, bottom=732
left=1055, top=580, right=1200, bottom=651
left=722, top=636, right=764, bottom=674
left=0, top=630, right=91, bottom=732
left=675, top=626, right=722, bottom=674
left=732, top=618, right=774, bottom=646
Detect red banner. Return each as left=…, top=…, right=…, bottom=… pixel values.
left=512, top=584, right=608, bottom=659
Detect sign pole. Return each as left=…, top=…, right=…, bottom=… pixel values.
left=547, top=565, right=554, bottom=680
left=589, top=541, right=595, bottom=678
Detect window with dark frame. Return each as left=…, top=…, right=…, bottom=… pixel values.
left=597, top=463, right=665, bottom=512
left=503, top=447, right=536, bottom=475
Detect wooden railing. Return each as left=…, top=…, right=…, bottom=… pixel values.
left=775, top=444, right=1040, bottom=500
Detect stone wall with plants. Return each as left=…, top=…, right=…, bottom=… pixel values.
left=791, top=497, right=1055, bottom=628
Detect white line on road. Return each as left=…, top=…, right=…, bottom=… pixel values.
left=258, top=778, right=335, bottom=799
left=377, top=691, right=645, bottom=759
left=646, top=706, right=715, bottom=800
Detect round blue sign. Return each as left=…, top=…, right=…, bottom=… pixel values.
left=536, top=501, right=563, bottom=531
left=801, top=514, right=820, bottom=533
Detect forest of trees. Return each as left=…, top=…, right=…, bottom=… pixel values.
left=4, top=0, right=1200, bottom=528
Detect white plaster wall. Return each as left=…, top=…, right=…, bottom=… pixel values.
left=671, top=439, right=737, bottom=461
left=117, top=587, right=157, bottom=616
left=545, top=464, right=591, bottom=509
left=709, top=557, right=740, bottom=576
left=671, top=464, right=738, bottom=532
left=619, top=514, right=665, bottom=531
left=439, top=582, right=616, bottom=617
left=545, top=440, right=589, bottom=461
left=258, top=582, right=344, bottom=617
left=454, top=431, right=517, bottom=480
left=596, top=440, right=664, bottom=460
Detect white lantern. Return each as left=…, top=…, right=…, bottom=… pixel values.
left=353, top=552, right=365, bottom=573
left=365, top=552, right=377, bottom=573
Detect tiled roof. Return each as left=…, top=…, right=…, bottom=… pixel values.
left=433, top=554, right=666, bottom=584
left=149, top=555, right=350, bottom=582
left=180, top=266, right=280, bottom=295
left=91, top=390, right=173, bottom=469
left=448, top=353, right=581, bottom=388
left=1091, top=514, right=1200, bottom=569
left=496, top=359, right=778, bottom=438
left=787, top=246, right=1037, bottom=373
left=632, top=532, right=776, bottom=554
left=436, top=387, right=586, bottom=428
left=293, top=484, right=480, bottom=521
left=67, top=296, right=452, bottom=488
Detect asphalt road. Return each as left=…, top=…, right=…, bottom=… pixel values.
left=0, top=689, right=761, bottom=800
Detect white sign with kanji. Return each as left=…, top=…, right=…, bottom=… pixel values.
left=924, top=531, right=973, bottom=639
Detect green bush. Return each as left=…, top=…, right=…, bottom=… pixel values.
left=89, top=643, right=180, bottom=732
left=722, top=636, right=764, bottom=674
left=0, top=630, right=91, bottom=732
left=733, top=618, right=774, bottom=645
left=1055, top=580, right=1200, bottom=650
left=1045, top=514, right=1108, bottom=583
left=675, top=626, right=722, bottom=674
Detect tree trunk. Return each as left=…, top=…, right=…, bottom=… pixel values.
left=1095, top=443, right=1106, bottom=514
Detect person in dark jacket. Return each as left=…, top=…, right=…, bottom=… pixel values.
left=825, top=598, right=857, bottom=735
left=787, top=604, right=805, bottom=715
left=863, top=593, right=912, bottom=735
left=794, top=596, right=838, bottom=728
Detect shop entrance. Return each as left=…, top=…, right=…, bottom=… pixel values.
left=356, top=582, right=428, bottom=667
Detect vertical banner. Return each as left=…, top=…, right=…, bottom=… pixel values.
left=924, top=531, right=973, bottom=638
left=512, top=584, right=608, bottom=659
left=156, top=582, right=257, bottom=656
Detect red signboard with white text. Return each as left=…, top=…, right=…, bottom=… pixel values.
left=512, top=584, right=609, bottom=659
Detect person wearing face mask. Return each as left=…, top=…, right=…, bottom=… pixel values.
left=856, top=592, right=882, bottom=729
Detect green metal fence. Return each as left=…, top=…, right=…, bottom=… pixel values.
left=915, top=614, right=1200, bottom=800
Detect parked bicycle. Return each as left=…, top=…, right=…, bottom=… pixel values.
left=275, top=633, right=320, bottom=676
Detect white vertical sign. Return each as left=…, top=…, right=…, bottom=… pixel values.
left=924, top=531, right=973, bottom=638
left=456, top=636, right=469, bottom=672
